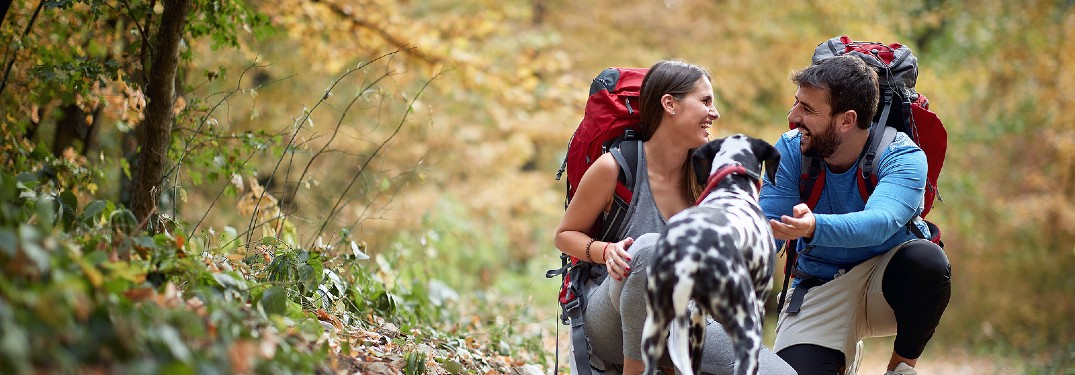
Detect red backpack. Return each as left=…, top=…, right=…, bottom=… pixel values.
left=778, top=36, right=948, bottom=316
left=549, top=67, right=647, bottom=374
left=795, top=36, right=947, bottom=237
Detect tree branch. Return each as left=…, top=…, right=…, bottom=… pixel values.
left=315, top=0, right=442, bottom=65
left=0, top=0, right=44, bottom=98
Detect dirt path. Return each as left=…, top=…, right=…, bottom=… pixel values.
left=548, top=331, right=1023, bottom=374
left=856, top=338, right=1020, bottom=374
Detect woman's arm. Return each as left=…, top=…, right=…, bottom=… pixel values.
left=554, top=152, right=633, bottom=280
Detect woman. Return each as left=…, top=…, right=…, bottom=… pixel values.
left=554, top=60, right=794, bottom=375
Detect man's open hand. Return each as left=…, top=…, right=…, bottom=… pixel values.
left=769, top=203, right=816, bottom=241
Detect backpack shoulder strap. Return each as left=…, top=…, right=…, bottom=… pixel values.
left=610, top=140, right=638, bottom=189
left=857, top=125, right=898, bottom=200
left=600, top=139, right=641, bottom=242
left=798, top=154, right=826, bottom=210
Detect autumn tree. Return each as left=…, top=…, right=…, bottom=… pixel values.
left=128, top=0, right=191, bottom=226
left=1, top=0, right=266, bottom=228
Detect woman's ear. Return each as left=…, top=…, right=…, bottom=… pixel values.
left=662, top=94, right=676, bottom=114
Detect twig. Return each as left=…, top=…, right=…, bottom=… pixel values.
left=284, top=69, right=394, bottom=216
left=162, top=58, right=277, bottom=181
left=243, top=48, right=411, bottom=245
left=217, top=212, right=290, bottom=250
left=309, top=69, right=444, bottom=247
left=337, top=164, right=422, bottom=244
left=189, top=147, right=259, bottom=234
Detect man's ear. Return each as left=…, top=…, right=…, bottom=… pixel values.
left=839, top=109, right=859, bottom=131
left=691, top=140, right=723, bottom=185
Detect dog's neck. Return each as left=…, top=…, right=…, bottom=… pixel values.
left=696, top=164, right=761, bottom=206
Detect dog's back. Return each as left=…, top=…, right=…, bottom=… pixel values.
left=640, top=135, right=779, bottom=375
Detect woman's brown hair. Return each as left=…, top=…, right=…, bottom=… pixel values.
left=638, top=60, right=711, bottom=203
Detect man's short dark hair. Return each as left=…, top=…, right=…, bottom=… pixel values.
left=791, top=55, right=879, bottom=130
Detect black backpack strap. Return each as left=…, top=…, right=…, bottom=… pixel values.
left=798, top=155, right=825, bottom=210
left=860, top=90, right=895, bottom=176
left=776, top=239, right=797, bottom=314
left=609, top=140, right=638, bottom=189
left=906, top=218, right=944, bottom=248
left=618, top=139, right=640, bottom=186
left=857, top=126, right=898, bottom=198
left=600, top=140, right=640, bottom=242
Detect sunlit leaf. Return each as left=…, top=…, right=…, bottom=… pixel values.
left=350, top=240, right=370, bottom=260
left=212, top=272, right=248, bottom=291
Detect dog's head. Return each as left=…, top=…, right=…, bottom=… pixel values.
left=691, top=134, right=781, bottom=192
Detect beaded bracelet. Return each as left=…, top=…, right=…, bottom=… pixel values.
left=584, top=238, right=597, bottom=263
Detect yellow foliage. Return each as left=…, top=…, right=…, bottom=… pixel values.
left=160, top=0, right=1075, bottom=352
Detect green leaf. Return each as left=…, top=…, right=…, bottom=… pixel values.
left=0, top=229, right=15, bottom=256
left=259, top=286, right=288, bottom=315
left=35, top=196, right=55, bottom=229
left=133, top=236, right=159, bottom=250
left=120, top=158, right=132, bottom=179
left=260, top=236, right=283, bottom=248
left=110, top=209, right=138, bottom=236
left=441, top=358, right=465, bottom=375
left=404, top=351, right=427, bottom=375
left=158, top=362, right=195, bottom=375
left=59, top=190, right=77, bottom=230
left=156, top=325, right=192, bottom=363
left=15, top=172, right=37, bottom=186
left=81, top=200, right=107, bottom=224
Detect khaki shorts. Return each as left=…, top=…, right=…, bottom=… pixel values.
left=774, top=242, right=912, bottom=373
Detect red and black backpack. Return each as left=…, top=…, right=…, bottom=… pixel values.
left=778, top=36, right=949, bottom=314
left=797, top=36, right=947, bottom=225
left=548, top=67, right=647, bottom=374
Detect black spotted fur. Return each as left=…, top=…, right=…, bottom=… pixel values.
left=641, top=134, right=781, bottom=375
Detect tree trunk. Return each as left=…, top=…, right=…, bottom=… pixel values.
left=1, top=0, right=12, bottom=27
left=129, top=0, right=191, bottom=227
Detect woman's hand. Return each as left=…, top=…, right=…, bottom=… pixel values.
left=604, top=237, right=635, bottom=281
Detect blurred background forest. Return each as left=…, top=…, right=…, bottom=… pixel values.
left=1, top=0, right=1073, bottom=373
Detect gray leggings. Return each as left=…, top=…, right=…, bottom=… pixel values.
left=582, top=233, right=795, bottom=375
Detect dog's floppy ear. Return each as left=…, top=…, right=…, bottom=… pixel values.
left=691, top=139, right=723, bottom=186
left=748, top=137, right=781, bottom=184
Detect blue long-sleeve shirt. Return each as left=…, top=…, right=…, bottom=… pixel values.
left=760, top=129, right=931, bottom=281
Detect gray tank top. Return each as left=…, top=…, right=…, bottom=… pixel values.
left=582, top=143, right=667, bottom=291
left=617, top=143, right=667, bottom=240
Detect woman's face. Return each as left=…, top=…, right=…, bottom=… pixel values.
left=668, top=77, right=719, bottom=148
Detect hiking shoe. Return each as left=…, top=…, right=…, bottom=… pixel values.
left=884, top=362, right=917, bottom=375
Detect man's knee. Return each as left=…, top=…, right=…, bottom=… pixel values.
left=890, top=240, right=951, bottom=284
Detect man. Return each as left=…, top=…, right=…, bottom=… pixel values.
left=760, top=55, right=952, bottom=375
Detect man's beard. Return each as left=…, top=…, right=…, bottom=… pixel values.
left=801, top=117, right=841, bottom=158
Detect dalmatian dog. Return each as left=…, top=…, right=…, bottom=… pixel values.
left=641, top=134, right=780, bottom=375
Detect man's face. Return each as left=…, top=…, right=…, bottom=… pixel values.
left=788, top=86, right=841, bottom=158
